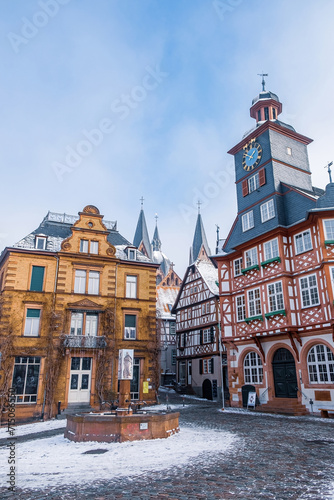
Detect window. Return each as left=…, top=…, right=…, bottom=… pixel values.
left=272, top=108, right=276, bottom=120
left=287, top=146, right=292, bottom=155
left=201, top=358, right=214, bottom=374
left=24, top=309, right=41, bottom=336
left=234, top=258, right=243, bottom=277
left=128, top=248, right=136, bottom=260
left=264, top=107, right=269, bottom=120
left=124, top=314, right=136, bottom=339
left=12, top=357, right=41, bottom=403
left=88, top=270, right=100, bottom=296
left=257, top=110, right=261, bottom=121
left=300, top=274, right=319, bottom=307
left=323, top=220, right=334, bottom=241
left=248, top=173, right=260, bottom=193
left=90, top=241, right=99, bottom=254
left=295, top=230, right=312, bottom=254
left=307, top=345, right=334, bottom=383
left=263, top=238, right=279, bottom=261
left=130, top=358, right=140, bottom=399
left=245, top=247, right=258, bottom=268
left=170, top=321, right=176, bottom=335
left=268, top=282, right=284, bottom=312
left=35, top=237, right=46, bottom=250
left=206, top=303, right=210, bottom=314
left=85, top=314, right=98, bottom=336
left=247, top=289, right=261, bottom=317
left=242, top=211, right=254, bottom=232
left=203, top=328, right=214, bottom=343
left=260, top=199, right=275, bottom=223
left=70, top=312, right=83, bottom=335
left=236, top=295, right=246, bottom=322
left=74, top=270, right=86, bottom=294
left=244, top=352, right=263, bottom=384
left=30, top=266, right=45, bottom=292
left=80, top=240, right=89, bottom=253
left=171, top=349, right=176, bottom=365
left=126, top=275, right=137, bottom=298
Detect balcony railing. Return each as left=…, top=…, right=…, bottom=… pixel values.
left=63, top=335, right=107, bottom=349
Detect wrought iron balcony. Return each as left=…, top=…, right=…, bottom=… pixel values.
left=63, top=335, right=107, bottom=349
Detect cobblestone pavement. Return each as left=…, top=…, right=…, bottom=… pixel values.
left=1, top=392, right=334, bottom=500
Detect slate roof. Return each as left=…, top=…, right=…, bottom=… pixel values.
left=189, top=214, right=211, bottom=264
left=12, top=211, right=151, bottom=264
left=133, top=209, right=152, bottom=259
left=152, top=223, right=161, bottom=252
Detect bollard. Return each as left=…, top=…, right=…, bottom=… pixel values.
left=182, top=395, right=185, bottom=407
left=58, top=401, right=61, bottom=415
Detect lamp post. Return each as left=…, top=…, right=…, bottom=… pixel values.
left=218, top=322, right=225, bottom=410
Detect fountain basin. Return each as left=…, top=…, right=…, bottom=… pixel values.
left=64, top=411, right=180, bottom=443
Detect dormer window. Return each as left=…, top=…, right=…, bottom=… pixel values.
left=35, top=236, right=46, bottom=250
left=128, top=248, right=136, bottom=260
left=80, top=239, right=99, bottom=254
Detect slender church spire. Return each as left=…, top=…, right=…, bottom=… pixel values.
left=133, top=198, right=152, bottom=259
left=189, top=212, right=211, bottom=264
left=152, top=214, right=161, bottom=252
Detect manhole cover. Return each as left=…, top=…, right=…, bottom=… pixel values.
left=83, top=448, right=108, bottom=455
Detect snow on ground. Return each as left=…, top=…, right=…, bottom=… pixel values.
left=222, top=407, right=334, bottom=423
left=3, top=427, right=237, bottom=490
left=0, top=418, right=66, bottom=438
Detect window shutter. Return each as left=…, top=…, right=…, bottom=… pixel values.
left=259, top=168, right=266, bottom=186
left=210, top=327, right=215, bottom=343
left=30, top=266, right=45, bottom=292
left=210, top=358, right=214, bottom=374
left=242, top=179, right=249, bottom=197
left=183, top=333, right=186, bottom=347
left=199, top=359, right=203, bottom=375
left=200, top=329, right=203, bottom=345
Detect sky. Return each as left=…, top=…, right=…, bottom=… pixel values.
left=1, top=0, right=334, bottom=275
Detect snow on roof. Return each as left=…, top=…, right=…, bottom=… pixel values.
left=195, top=259, right=219, bottom=295
left=156, top=285, right=180, bottom=319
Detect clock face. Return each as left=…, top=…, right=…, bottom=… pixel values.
left=242, top=141, right=262, bottom=171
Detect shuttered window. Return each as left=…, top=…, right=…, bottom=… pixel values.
left=30, top=266, right=45, bottom=292
left=242, top=179, right=248, bottom=197
left=259, top=168, right=266, bottom=186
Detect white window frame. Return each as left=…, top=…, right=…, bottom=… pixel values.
left=128, top=248, right=137, bottom=260
left=70, top=312, right=83, bottom=335
left=236, top=295, right=246, bottom=322
left=247, top=288, right=261, bottom=317
left=74, top=270, right=86, bottom=294
left=124, top=314, right=137, bottom=340
left=294, top=229, right=312, bottom=255
left=35, top=236, right=46, bottom=250
left=242, top=210, right=254, bottom=232
left=90, top=241, right=99, bottom=254
left=300, top=274, right=320, bottom=308
left=87, top=271, right=100, bottom=295
left=267, top=281, right=284, bottom=312
left=323, top=219, right=334, bottom=241
left=260, top=199, right=275, bottom=223
left=245, top=247, right=258, bottom=268
left=85, top=314, right=98, bottom=336
left=80, top=239, right=89, bottom=253
left=12, top=356, right=41, bottom=404
left=248, top=172, right=260, bottom=193
left=126, top=275, right=137, bottom=298
left=244, top=351, right=263, bottom=384
left=263, top=238, right=279, bottom=261
left=202, top=359, right=213, bottom=374
left=203, top=328, right=211, bottom=344
left=234, top=257, right=243, bottom=277
left=307, top=344, right=334, bottom=384
left=24, top=309, right=41, bottom=336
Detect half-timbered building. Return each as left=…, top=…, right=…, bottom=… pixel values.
left=214, top=83, right=334, bottom=414
left=173, top=214, right=225, bottom=401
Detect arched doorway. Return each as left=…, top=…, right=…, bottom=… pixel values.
left=272, top=348, right=298, bottom=398
left=202, top=379, right=213, bottom=400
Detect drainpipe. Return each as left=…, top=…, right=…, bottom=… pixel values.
left=111, top=262, right=119, bottom=394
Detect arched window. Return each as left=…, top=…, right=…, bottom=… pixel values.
left=244, top=352, right=263, bottom=384
left=307, top=344, right=334, bottom=383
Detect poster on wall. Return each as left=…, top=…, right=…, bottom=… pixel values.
left=118, top=349, right=134, bottom=380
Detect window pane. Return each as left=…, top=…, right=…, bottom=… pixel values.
left=85, top=314, right=98, bottom=336
left=24, top=309, right=41, bottom=336
left=126, top=276, right=137, bottom=298
left=70, top=312, right=83, bottom=335
left=90, top=241, right=99, bottom=254
left=82, top=358, right=92, bottom=370
left=80, top=240, right=89, bottom=252
left=88, top=271, right=99, bottom=295
left=324, top=220, right=334, bottom=240
left=74, top=270, right=86, bottom=293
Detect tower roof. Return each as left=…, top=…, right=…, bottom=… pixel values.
left=133, top=208, right=152, bottom=259
left=152, top=221, right=161, bottom=252
left=189, top=213, right=211, bottom=264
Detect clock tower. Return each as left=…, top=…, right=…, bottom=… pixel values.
left=224, top=83, right=319, bottom=253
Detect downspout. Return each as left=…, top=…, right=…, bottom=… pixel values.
left=112, top=262, right=119, bottom=395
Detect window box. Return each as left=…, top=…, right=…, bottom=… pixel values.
left=245, top=315, right=263, bottom=324
left=241, top=264, right=260, bottom=274
left=325, top=240, right=334, bottom=246
left=265, top=310, right=286, bottom=318
left=261, top=256, right=281, bottom=267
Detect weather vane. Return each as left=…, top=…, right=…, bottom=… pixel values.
left=140, top=196, right=144, bottom=208
left=197, top=199, right=202, bottom=214
left=258, top=72, right=268, bottom=92
left=155, top=213, right=158, bottom=224
left=324, top=161, right=333, bottom=183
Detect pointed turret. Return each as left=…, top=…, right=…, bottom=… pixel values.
left=189, top=213, right=211, bottom=264
left=152, top=215, right=161, bottom=252
left=133, top=203, right=152, bottom=260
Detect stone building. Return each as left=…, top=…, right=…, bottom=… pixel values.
left=214, top=84, right=334, bottom=414
left=0, top=205, right=158, bottom=422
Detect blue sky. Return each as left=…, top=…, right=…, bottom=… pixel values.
left=1, top=0, right=334, bottom=274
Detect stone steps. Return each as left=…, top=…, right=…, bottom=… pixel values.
left=255, top=398, right=309, bottom=416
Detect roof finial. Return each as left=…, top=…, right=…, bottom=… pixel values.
left=155, top=213, right=158, bottom=225
left=324, top=161, right=333, bottom=183
left=140, top=196, right=145, bottom=209
left=258, top=72, right=268, bottom=92
left=197, top=199, right=202, bottom=214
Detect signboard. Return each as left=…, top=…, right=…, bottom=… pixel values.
left=247, top=391, right=257, bottom=409
left=143, top=381, right=149, bottom=394
left=118, top=349, right=134, bottom=380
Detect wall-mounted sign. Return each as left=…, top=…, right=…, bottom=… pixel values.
left=118, top=349, right=134, bottom=380
left=143, top=381, right=149, bottom=393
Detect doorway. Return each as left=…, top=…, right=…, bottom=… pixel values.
left=202, top=379, right=213, bottom=400
left=272, top=348, right=298, bottom=398
left=68, top=357, right=92, bottom=403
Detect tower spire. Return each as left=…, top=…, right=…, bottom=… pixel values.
left=133, top=202, right=152, bottom=259
left=152, top=213, right=161, bottom=252
left=189, top=212, right=211, bottom=264
left=258, top=72, right=268, bottom=92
